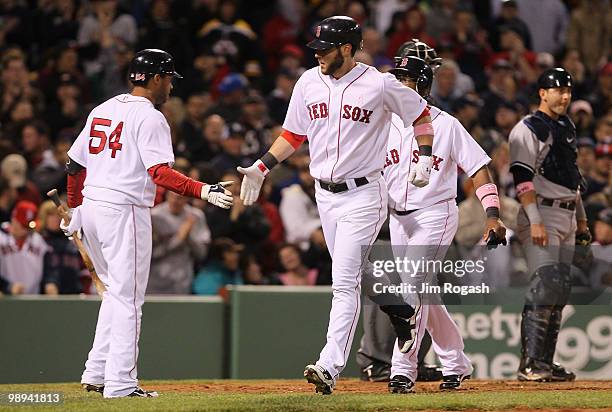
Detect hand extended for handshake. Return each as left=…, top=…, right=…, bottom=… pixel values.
left=201, top=181, right=234, bottom=209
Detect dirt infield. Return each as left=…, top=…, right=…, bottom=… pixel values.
left=159, top=379, right=612, bottom=395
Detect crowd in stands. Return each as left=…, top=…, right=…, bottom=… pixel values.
left=0, top=0, right=609, bottom=296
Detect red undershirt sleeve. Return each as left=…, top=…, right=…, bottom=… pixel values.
left=67, top=169, right=86, bottom=208
left=280, top=129, right=307, bottom=149
left=147, top=164, right=205, bottom=199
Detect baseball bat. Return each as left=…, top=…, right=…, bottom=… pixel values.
left=47, top=189, right=106, bottom=296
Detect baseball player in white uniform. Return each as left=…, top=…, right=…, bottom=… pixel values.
left=238, top=16, right=434, bottom=395
left=0, top=201, right=52, bottom=295
left=62, top=49, right=232, bottom=398
left=380, top=50, right=507, bottom=393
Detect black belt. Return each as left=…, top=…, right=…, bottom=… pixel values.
left=318, top=176, right=370, bottom=193
left=540, top=198, right=576, bottom=211
left=393, top=208, right=418, bottom=216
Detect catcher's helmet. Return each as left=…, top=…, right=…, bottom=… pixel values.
left=307, top=16, right=362, bottom=53
left=128, top=49, right=183, bottom=85
left=390, top=56, right=434, bottom=97
left=537, top=67, right=572, bottom=90
left=395, top=39, right=442, bottom=69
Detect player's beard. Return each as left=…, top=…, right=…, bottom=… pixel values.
left=323, top=49, right=345, bottom=76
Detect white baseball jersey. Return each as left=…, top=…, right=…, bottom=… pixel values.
left=283, top=62, right=427, bottom=182
left=0, top=231, right=50, bottom=294
left=68, top=94, right=175, bottom=207
left=384, top=106, right=490, bottom=211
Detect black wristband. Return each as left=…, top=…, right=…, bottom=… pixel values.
left=486, top=207, right=500, bottom=219
left=419, top=145, right=433, bottom=156
left=260, top=152, right=279, bottom=171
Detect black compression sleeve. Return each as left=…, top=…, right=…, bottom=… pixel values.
left=510, top=164, right=534, bottom=185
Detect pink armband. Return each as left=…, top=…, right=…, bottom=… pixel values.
left=516, top=181, right=535, bottom=197
left=476, top=183, right=500, bottom=210
left=414, top=122, right=434, bottom=136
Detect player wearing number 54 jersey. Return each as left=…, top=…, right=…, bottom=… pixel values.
left=238, top=17, right=435, bottom=394
left=64, top=49, right=232, bottom=398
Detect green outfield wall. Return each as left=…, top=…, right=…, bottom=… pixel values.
left=0, top=296, right=225, bottom=383
left=1, top=287, right=610, bottom=383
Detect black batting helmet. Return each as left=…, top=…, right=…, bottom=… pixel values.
left=128, top=49, right=183, bottom=85
left=307, top=16, right=362, bottom=53
left=395, top=39, right=442, bottom=69
left=537, top=67, right=573, bottom=90
left=389, top=56, right=434, bottom=97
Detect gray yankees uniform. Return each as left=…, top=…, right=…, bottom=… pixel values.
left=509, top=99, right=584, bottom=381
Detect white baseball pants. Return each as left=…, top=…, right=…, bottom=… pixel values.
left=389, top=200, right=472, bottom=381
left=79, top=198, right=152, bottom=398
left=314, top=178, right=388, bottom=380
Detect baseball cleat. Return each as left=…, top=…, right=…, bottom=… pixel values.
left=550, top=362, right=575, bottom=382
left=439, top=374, right=471, bottom=390
left=360, top=362, right=391, bottom=382
left=82, top=383, right=104, bottom=394
left=127, top=387, right=159, bottom=398
left=517, top=359, right=552, bottom=382
left=388, top=375, right=415, bottom=394
left=304, top=364, right=335, bottom=395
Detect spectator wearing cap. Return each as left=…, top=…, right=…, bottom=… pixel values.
left=566, top=0, right=612, bottom=74
left=278, top=44, right=306, bottom=77
left=267, top=69, right=298, bottom=125
left=37, top=200, right=84, bottom=294
left=240, top=93, right=274, bottom=158
left=0, top=154, right=41, bottom=205
left=576, top=137, right=596, bottom=178
left=488, top=0, right=532, bottom=52
left=192, top=237, right=244, bottom=296
left=206, top=73, right=249, bottom=123
left=44, top=72, right=85, bottom=138
left=569, top=100, right=595, bottom=137
left=210, top=122, right=255, bottom=172
left=584, top=142, right=611, bottom=199
left=0, top=200, right=55, bottom=295
left=588, top=63, right=612, bottom=118
left=177, top=93, right=212, bottom=163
